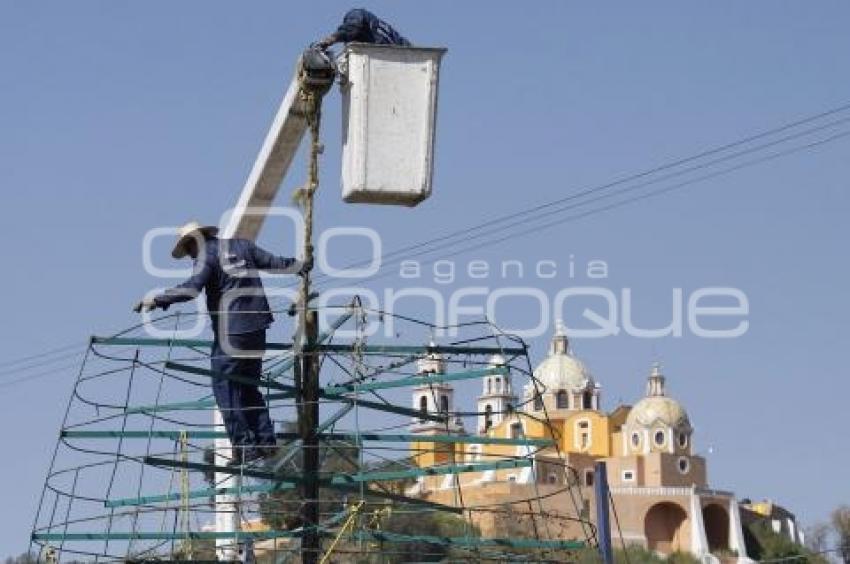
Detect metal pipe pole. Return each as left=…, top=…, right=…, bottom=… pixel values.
left=593, top=461, right=614, bottom=564
left=296, top=49, right=333, bottom=563
left=300, top=308, right=320, bottom=563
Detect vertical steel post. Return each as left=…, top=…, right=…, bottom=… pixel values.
left=296, top=50, right=331, bottom=563
left=594, top=461, right=614, bottom=564
left=300, top=308, right=320, bottom=563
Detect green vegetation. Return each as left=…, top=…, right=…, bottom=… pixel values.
left=744, top=520, right=829, bottom=563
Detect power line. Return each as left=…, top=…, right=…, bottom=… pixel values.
left=306, top=101, right=850, bottom=287
left=10, top=101, right=850, bottom=376
left=0, top=361, right=84, bottom=390
left=311, top=127, right=850, bottom=291
left=0, top=350, right=84, bottom=381
left=0, top=341, right=83, bottom=370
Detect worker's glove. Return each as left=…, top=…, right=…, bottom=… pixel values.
left=298, top=257, right=314, bottom=277
left=312, top=35, right=335, bottom=50
left=133, top=298, right=158, bottom=313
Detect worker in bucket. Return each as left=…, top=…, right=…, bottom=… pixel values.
left=133, top=221, right=311, bottom=465
left=315, top=8, right=411, bottom=49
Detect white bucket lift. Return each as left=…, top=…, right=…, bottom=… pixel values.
left=224, top=44, right=446, bottom=240
left=340, top=43, right=446, bottom=206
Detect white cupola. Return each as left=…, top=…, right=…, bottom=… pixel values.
left=523, top=321, right=600, bottom=413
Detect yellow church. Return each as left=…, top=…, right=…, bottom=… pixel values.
left=408, top=324, right=757, bottom=562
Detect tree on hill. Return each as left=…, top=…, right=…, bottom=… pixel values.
left=832, top=505, right=850, bottom=564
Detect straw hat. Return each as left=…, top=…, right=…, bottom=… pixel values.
left=171, top=221, right=219, bottom=259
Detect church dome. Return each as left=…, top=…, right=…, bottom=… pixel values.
left=534, top=354, right=593, bottom=392
left=625, top=364, right=691, bottom=429
left=529, top=322, right=593, bottom=393
left=626, top=396, right=690, bottom=428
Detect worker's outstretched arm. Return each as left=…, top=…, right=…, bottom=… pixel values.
left=250, top=242, right=310, bottom=275
left=316, top=9, right=367, bottom=47
left=133, top=249, right=213, bottom=313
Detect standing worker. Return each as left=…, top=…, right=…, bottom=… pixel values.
left=315, top=8, right=411, bottom=49
left=134, top=221, right=311, bottom=465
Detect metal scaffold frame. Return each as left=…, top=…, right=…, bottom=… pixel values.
left=30, top=308, right=594, bottom=562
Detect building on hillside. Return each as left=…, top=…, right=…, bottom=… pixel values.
left=739, top=500, right=805, bottom=546
left=407, top=323, right=778, bottom=563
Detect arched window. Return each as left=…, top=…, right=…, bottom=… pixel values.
left=495, top=376, right=502, bottom=392
left=418, top=396, right=428, bottom=422
left=677, top=431, right=689, bottom=449
left=487, top=378, right=492, bottom=395
left=440, top=395, right=449, bottom=413
left=582, top=390, right=593, bottom=409
left=533, top=394, right=544, bottom=411
left=556, top=390, right=568, bottom=409
left=654, top=429, right=666, bottom=448
left=484, top=404, right=493, bottom=431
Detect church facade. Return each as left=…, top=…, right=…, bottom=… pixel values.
left=408, top=325, right=755, bottom=562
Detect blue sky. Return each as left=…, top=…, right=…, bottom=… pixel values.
left=2, top=1, right=850, bottom=554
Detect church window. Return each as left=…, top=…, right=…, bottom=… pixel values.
left=677, top=456, right=690, bottom=474
left=533, top=394, right=544, bottom=411
left=556, top=390, right=568, bottom=409
left=582, top=390, right=593, bottom=409
left=654, top=430, right=666, bottom=447
left=631, top=432, right=641, bottom=449
left=510, top=422, right=523, bottom=439
left=484, top=404, right=493, bottom=431
left=575, top=419, right=591, bottom=450
left=487, top=378, right=492, bottom=395
left=440, top=395, right=449, bottom=413
left=495, top=376, right=501, bottom=392
left=677, top=431, right=688, bottom=449
left=419, top=396, right=428, bottom=422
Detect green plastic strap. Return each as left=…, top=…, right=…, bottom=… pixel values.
left=315, top=343, right=526, bottom=356
left=352, top=530, right=585, bottom=549
left=92, top=336, right=524, bottom=356
left=62, top=430, right=553, bottom=447
left=144, top=456, right=531, bottom=484
left=92, top=336, right=290, bottom=351
left=104, top=482, right=294, bottom=508
left=124, top=398, right=218, bottom=414
left=324, top=366, right=509, bottom=394
left=165, top=361, right=295, bottom=392
left=32, top=530, right=301, bottom=541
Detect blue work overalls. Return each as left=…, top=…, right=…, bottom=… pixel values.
left=154, top=238, right=299, bottom=450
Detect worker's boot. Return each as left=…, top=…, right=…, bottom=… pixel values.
left=226, top=446, right=260, bottom=467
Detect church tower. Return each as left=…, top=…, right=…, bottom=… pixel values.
left=411, top=343, right=464, bottom=435
left=410, top=342, right=464, bottom=471
left=476, top=354, right=518, bottom=434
